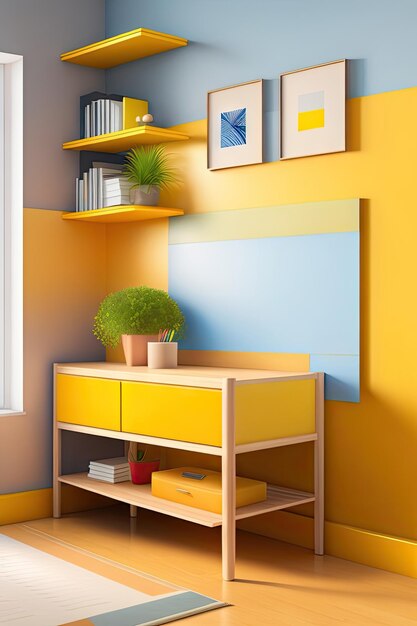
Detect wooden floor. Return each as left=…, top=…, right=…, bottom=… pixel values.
left=11, top=505, right=417, bottom=625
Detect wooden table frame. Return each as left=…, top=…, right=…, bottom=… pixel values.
left=53, top=364, right=324, bottom=581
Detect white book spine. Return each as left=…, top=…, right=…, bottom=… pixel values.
left=92, top=168, right=97, bottom=210
left=98, top=168, right=103, bottom=209
left=105, top=99, right=110, bottom=134
left=83, top=173, right=88, bottom=212
left=91, top=102, right=94, bottom=137
left=111, top=100, right=122, bottom=132
left=102, top=99, right=105, bottom=134
left=79, top=180, right=84, bottom=212
left=110, top=101, right=115, bottom=133
left=88, top=168, right=94, bottom=211
left=84, top=104, right=90, bottom=138
left=98, top=100, right=104, bottom=135
left=96, top=101, right=100, bottom=136
left=75, top=177, right=79, bottom=212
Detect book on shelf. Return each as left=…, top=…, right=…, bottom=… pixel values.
left=89, top=456, right=129, bottom=470
left=103, top=196, right=131, bottom=208
left=75, top=178, right=79, bottom=212
left=82, top=172, right=88, bottom=211
left=80, top=91, right=122, bottom=138
left=87, top=471, right=130, bottom=484
left=88, top=465, right=131, bottom=477
left=75, top=167, right=131, bottom=212
left=80, top=91, right=148, bottom=138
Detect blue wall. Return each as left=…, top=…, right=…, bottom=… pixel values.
left=106, top=0, right=417, bottom=128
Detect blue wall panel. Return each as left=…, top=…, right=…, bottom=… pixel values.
left=310, top=355, right=360, bottom=403
left=169, top=232, right=359, bottom=401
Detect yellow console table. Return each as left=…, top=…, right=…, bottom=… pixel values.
left=53, top=362, right=324, bottom=581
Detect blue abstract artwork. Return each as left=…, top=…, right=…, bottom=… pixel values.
left=220, top=108, right=246, bottom=148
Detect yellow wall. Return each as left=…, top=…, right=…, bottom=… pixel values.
left=105, top=87, right=417, bottom=572
left=0, top=209, right=107, bottom=497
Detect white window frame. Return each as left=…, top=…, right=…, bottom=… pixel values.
left=0, top=52, right=23, bottom=415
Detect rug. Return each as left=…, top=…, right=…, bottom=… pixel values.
left=0, top=527, right=227, bottom=626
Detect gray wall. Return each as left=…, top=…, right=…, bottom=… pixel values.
left=0, top=0, right=107, bottom=495
left=0, top=0, right=105, bottom=210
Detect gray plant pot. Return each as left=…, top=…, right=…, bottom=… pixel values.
left=132, top=185, right=160, bottom=206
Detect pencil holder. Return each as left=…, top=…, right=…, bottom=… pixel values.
left=147, top=342, right=178, bottom=369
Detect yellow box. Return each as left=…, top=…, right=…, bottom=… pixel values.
left=122, top=97, right=148, bottom=129
left=151, top=467, right=267, bottom=514
left=56, top=374, right=121, bottom=431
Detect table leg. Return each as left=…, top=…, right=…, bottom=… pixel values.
left=222, top=378, right=236, bottom=581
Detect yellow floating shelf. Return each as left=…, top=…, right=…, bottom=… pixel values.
left=62, top=206, right=184, bottom=224
left=61, top=27, right=188, bottom=69
left=63, top=126, right=189, bottom=153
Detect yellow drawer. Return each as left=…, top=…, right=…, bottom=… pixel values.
left=152, top=466, right=267, bottom=514
left=122, top=382, right=222, bottom=445
left=56, top=374, right=121, bottom=431
left=235, top=379, right=316, bottom=444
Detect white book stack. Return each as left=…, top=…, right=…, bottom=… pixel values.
left=103, top=176, right=132, bottom=207
left=88, top=456, right=130, bottom=484
left=84, top=99, right=123, bottom=138
left=75, top=164, right=127, bottom=212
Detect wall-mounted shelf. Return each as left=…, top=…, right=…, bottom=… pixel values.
left=61, top=27, right=188, bottom=69
left=63, top=126, right=189, bottom=153
left=62, top=206, right=184, bottom=223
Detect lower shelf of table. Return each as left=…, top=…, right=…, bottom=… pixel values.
left=58, top=473, right=315, bottom=528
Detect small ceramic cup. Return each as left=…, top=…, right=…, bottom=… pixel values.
left=147, top=342, right=178, bottom=369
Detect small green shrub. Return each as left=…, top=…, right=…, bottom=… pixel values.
left=93, top=286, right=185, bottom=348
left=123, top=145, right=180, bottom=191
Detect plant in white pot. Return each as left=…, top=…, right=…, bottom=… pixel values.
left=93, top=286, right=185, bottom=366
left=123, top=145, right=180, bottom=206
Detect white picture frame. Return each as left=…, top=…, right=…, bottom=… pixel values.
left=207, top=79, right=263, bottom=170
left=280, top=60, right=346, bottom=160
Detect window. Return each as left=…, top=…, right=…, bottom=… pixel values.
left=0, top=64, right=4, bottom=406
left=0, top=52, right=23, bottom=414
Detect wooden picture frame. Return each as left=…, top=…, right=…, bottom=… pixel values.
left=280, top=59, right=346, bottom=159
left=207, top=79, right=263, bottom=170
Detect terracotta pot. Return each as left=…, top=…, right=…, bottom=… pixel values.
left=121, top=334, right=158, bottom=366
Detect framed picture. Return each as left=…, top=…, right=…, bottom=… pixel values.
left=280, top=59, right=346, bottom=160
left=207, top=79, right=263, bottom=170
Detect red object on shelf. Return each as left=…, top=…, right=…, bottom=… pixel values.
left=129, top=460, right=160, bottom=484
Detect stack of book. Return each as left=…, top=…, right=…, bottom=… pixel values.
left=75, top=163, right=132, bottom=212
left=84, top=98, right=123, bottom=137
left=88, top=456, right=130, bottom=483
left=103, top=177, right=131, bottom=207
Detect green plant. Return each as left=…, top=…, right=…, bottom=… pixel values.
left=123, top=145, right=180, bottom=191
left=93, top=286, right=185, bottom=348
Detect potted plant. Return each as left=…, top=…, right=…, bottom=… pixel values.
left=128, top=442, right=160, bottom=485
left=123, top=144, right=180, bottom=206
left=93, top=286, right=185, bottom=366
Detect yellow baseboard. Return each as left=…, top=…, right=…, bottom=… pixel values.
left=325, top=521, right=417, bottom=578
left=0, top=488, right=53, bottom=525
left=0, top=486, right=114, bottom=526
left=241, top=511, right=417, bottom=578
